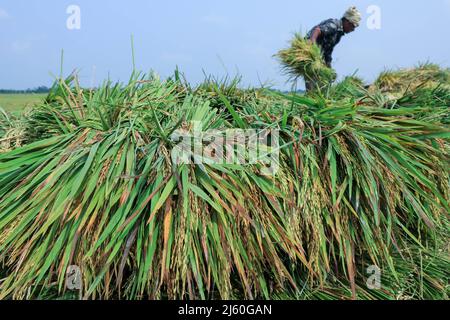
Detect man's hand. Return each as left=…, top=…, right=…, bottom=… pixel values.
left=309, top=27, right=321, bottom=44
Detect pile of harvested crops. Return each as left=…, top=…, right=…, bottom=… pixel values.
left=373, top=63, right=450, bottom=95
left=0, top=67, right=449, bottom=300
left=276, top=33, right=337, bottom=90
left=0, top=108, right=25, bottom=152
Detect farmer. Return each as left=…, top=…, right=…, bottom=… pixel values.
left=305, top=6, right=362, bottom=91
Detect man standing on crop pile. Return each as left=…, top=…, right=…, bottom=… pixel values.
left=305, top=6, right=362, bottom=91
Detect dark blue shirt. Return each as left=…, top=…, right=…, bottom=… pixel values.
left=306, top=18, right=345, bottom=67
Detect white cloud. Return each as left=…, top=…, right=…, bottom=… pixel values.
left=0, top=8, right=10, bottom=20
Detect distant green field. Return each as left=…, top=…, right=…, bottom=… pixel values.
left=0, top=93, right=47, bottom=113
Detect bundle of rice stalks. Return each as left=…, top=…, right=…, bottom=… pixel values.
left=328, top=75, right=367, bottom=100
left=0, top=108, right=25, bottom=152
left=327, top=69, right=450, bottom=127
left=0, top=71, right=448, bottom=300
left=373, top=63, right=450, bottom=95
left=0, top=108, right=13, bottom=139
left=395, top=86, right=450, bottom=125
left=276, top=33, right=337, bottom=91
left=23, top=72, right=179, bottom=143
left=186, top=75, right=263, bottom=112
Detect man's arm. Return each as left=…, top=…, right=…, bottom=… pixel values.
left=309, top=27, right=321, bottom=43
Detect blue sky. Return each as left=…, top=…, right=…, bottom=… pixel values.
left=0, top=0, right=449, bottom=90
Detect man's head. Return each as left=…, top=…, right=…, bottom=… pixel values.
left=342, top=6, right=361, bottom=33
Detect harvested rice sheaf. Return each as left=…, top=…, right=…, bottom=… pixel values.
left=373, top=63, right=450, bottom=94
left=0, top=69, right=449, bottom=300
left=276, top=33, right=337, bottom=90
left=0, top=108, right=25, bottom=152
